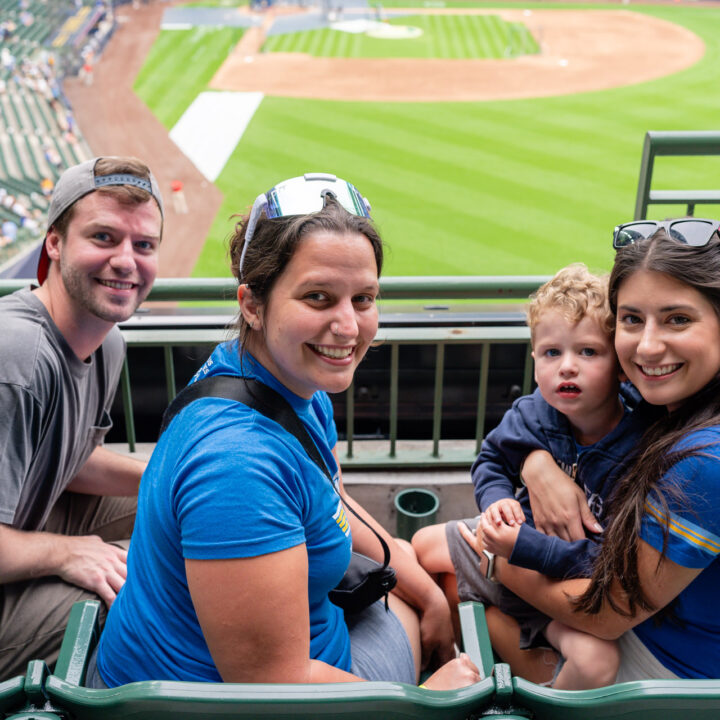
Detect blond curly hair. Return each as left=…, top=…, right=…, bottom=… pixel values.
left=527, top=263, right=613, bottom=343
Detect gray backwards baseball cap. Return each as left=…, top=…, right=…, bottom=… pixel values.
left=38, top=157, right=164, bottom=284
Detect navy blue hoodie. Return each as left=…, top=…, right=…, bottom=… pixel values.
left=471, top=384, right=660, bottom=578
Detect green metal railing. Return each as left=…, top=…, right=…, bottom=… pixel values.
left=1, top=276, right=547, bottom=468
left=634, top=130, right=720, bottom=220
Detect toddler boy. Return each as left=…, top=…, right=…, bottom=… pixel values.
left=413, top=264, right=656, bottom=689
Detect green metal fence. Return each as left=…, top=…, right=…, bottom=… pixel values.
left=634, top=130, right=720, bottom=220
left=1, top=276, right=548, bottom=468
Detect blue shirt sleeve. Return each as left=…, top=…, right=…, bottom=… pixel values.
left=510, top=523, right=600, bottom=578
left=472, top=391, right=553, bottom=511
left=171, top=406, right=310, bottom=560
left=640, top=431, right=720, bottom=569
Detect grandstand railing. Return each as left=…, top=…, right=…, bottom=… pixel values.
left=0, top=276, right=548, bottom=469
left=634, top=130, right=720, bottom=220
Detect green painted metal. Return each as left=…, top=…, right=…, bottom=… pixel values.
left=0, top=277, right=536, bottom=468
left=164, top=346, right=177, bottom=402
left=432, top=343, right=445, bottom=458
left=24, top=599, right=720, bottom=719
left=522, top=343, right=534, bottom=397
left=53, top=600, right=101, bottom=687
left=39, top=599, right=499, bottom=719
left=457, top=602, right=495, bottom=680
left=0, top=276, right=549, bottom=301
left=123, top=324, right=531, bottom=467
left=120, top=359, right=136, bottom=454
left=0, top=675, right=25, bottom=715
left=389, top=343, right=400, bottom=458
left=511, top=675, right=720, bottom=720
left=22, top=660, right=49, bottom=711
left=346, top=381, right=354, bottom=460
left=634, top=131, right=720, bottom=220
left=475, top=344, right=490, bottom=453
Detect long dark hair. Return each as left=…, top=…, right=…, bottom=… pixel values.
left=577, top=229, right=720, bottom=615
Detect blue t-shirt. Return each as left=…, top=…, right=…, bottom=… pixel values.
left=98, top=341, right=353, bottom=684
left=634, top=427, right=720, bottom=679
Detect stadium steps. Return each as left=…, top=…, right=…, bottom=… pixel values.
left=30, top=91, right=54, bottom=135
left=26, top=134, right=53, bottom=178
left=51, top=134, right=75, bottom=172
left=19, top=88, right=49, bottom=135
left=0, top=94, right=20, bottom=133
left=0, top=96, right=11, bottom=133
left=33, top=92, right=60, bottom=134
left=9, top=130, right=36, bottom=181
left=5, top=131, right=31, bottom=182
left=17, top=132, right=43, bottom=180
left=0, top=132, right=21, bottom=179
left=7, top=91, right=34, bottom=138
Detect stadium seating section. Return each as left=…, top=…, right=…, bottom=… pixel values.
left=1, top=599, right=719, bottom=719
left=0, top=0, right=99, bottom=270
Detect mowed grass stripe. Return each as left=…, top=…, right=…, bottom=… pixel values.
left=262, top=15, right=537, bottom=59
left=134, top=27, right=244, bottom=129
left=132, top=6, right=720, bottom=276
left=204, top=98, right=618, bottom=273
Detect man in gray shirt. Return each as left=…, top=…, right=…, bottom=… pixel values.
left=0, top=157, right=164, bottom=679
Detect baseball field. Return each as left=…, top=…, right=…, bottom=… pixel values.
left=130, top=1, right=720, bottom=279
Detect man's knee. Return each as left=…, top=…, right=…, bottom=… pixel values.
left=0, top=578, right=106, bottom=681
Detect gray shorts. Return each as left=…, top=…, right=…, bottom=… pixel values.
left=347, top=600, right=416, bottom=683
left=446, top=517, right=551, bottom=649
left=87, top=599, right=416, bottom=687
left=615, top=630, right=679, bottom=683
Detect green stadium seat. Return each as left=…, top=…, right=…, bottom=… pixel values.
left=511, top=675, right=720, bottom=720
left=40, top=600, right=498, bottom=720
left=0, top=675, right=25, bottom=716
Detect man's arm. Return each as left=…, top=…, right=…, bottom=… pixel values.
left=0, top=523, right=128, bottom=606
left=66, top=445, right=145, bottom=496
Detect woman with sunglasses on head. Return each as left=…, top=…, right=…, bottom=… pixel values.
left=90, top=174, right=478, bottom=689
left=462, top=218, right=720, bottom=682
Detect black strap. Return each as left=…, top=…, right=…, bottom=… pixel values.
left=160, top=375, right=391, bottom=567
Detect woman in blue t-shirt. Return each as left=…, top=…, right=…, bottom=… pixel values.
left=464, top=220, right=720, bottom=681
left=93, top=174, right=478, bottom=689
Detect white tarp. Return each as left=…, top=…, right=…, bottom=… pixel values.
left=169, top=91, right=264, bottom=182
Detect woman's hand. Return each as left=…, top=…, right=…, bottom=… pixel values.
left=423, top=653, right=481, bottom=690
left=522, top=450, right=602, bottom=541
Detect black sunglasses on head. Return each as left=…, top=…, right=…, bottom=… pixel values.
left=613, top=218, right=720, bottom=250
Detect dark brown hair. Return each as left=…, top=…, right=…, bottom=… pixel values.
left=577, top=229, right=720, bottom=616
left=229, top=195, right=384, bottom=349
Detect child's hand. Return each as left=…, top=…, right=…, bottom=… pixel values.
left=484, top=498, right=525, bottom=528
left=457, top=519, right=484, bottom=559
left=480, top=513, right=520, bottom=559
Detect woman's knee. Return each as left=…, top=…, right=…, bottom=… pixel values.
left=411, top=523, right=452, bottom=574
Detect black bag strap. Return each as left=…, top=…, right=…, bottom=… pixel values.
left=160, top=375, right=392, bottom=567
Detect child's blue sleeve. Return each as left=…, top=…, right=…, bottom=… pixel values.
left=510, top=523, right=600, bottom=578
left=472, top=392, right=552, bottom=512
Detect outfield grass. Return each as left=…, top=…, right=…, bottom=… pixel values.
left=262, top=15, right=538, bottom=58
left=134, top=5, right=720, bottom=278
left=133, top=26, right=245, bottom=129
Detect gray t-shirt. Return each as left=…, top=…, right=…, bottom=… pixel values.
left=0, top=288, right=125, bottom=530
